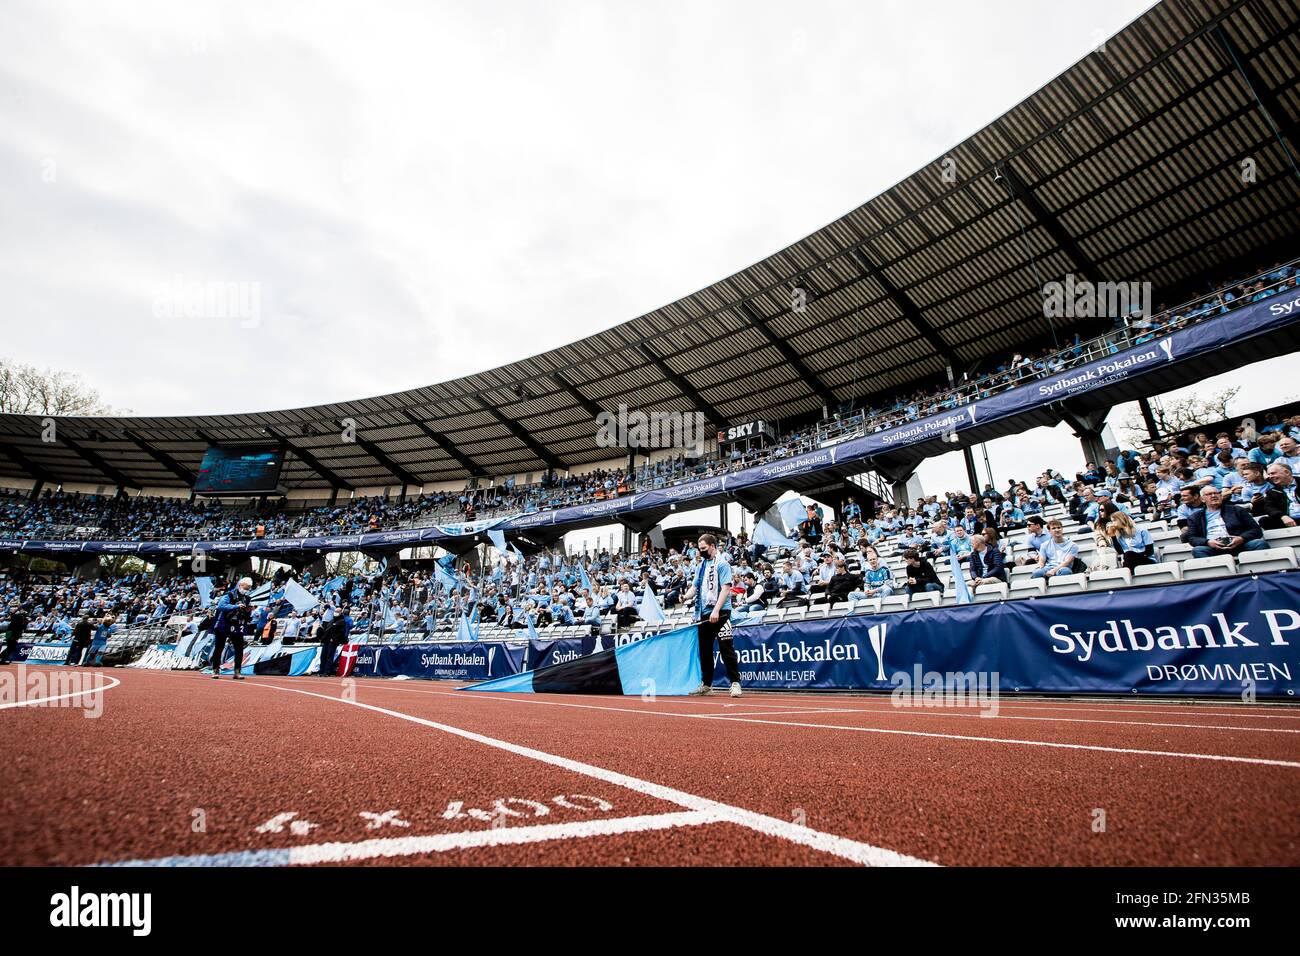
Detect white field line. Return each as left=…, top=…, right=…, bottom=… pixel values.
left=363, top=681, right=1300, bottom=735
left=383, top=686, right=1300, bottom=769
left=100, top=810, right=721, bottom=867
left=0, top=670, right=119, bottom=710
left=233, top=680, right=936, bottom=867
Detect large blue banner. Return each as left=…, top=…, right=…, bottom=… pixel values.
left=350, top=641, right=525, bottom=682
left=709, top=573, right=1300, bottom=697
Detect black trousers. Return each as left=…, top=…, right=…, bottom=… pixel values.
left=318, top=624, right=338, bottom=676
left=211, top=629, right=245, bottom=676
left=698, top=611, right=740, bottom=686
left=65, top=640, right=86, bottom=666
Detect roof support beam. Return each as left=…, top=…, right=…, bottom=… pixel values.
left=401, top=410, right=486, bottom=477
left=736, top=302, right=840, bottom=410
left=849, top=247, right=963, bottom=371
left=352, top=434, right=422, bottom=489
left=635, top=344, right=727, bottom=426
left=60, top=436, right=141, bottom=489
left=550, top=372, right=606, bottom=420
left=994, top=160, right=1103, bottom=284
left=122, top=431, right=196, bottom=485
left=0, top=439, right=54, bottom=484
left=1212, top=24, right=1300, bottom=176
left=264, top=429, right=354, bottom=491
left=471, top=397, right=567, bottom=472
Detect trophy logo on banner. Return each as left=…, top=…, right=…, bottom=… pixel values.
left=868, top=623, right=888, bottom=683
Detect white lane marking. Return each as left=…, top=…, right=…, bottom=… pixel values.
left=393, top=686, right=1300, bottom=770
left=353, top=677, right=1300, bottom=725
left=101, top=811, right=720, bottom=867
left=240, top=680, right=935, bottom=866
left=0, top=671, right=120, bottom=710
left=359, top=810, right=410, bottom=830
left=379, top=684, right=1298, bottom=734
left=151, top=669, right=1300, bottom=719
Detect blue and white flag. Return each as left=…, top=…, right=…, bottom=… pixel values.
left=579, top=565, right=593, bottom=593
left=777, top=498, right=808, bottom=536
left=456, top=612, right=474, bottom=642
left=281, top=579, right=319, bottom=614
left=487, top=528, right=507, bottom=555
left=435, top=563, right=458, bottom=593
left=525, top=612, right=540, bottom=641
left=195, top=576, right=214, bottom=609
left=949, top=549, right=973, bottom=605
left=638, top=582, right=666, bottom=625
left=752, top=517, right=789, bottom=548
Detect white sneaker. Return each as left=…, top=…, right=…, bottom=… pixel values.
left=729, top=682, right=743, bottom=698
left=688, top=683, right=711, bottom=696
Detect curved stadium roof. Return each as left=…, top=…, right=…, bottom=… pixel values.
left=2, top=0, right=1299, bottom=493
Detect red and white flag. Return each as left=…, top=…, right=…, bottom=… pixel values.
left=336, top=642, right=363, bottom=678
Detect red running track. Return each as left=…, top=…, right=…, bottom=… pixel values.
left=1, top=664, right=1298, bottom=866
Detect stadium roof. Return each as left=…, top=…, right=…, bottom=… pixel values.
left=3, top=0, right=1300, bottom=493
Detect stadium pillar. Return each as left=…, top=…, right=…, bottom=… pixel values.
left=719, top=504, right=729, bottom=533
left=962, top=446, right=980, bottom=495
left=328, top=488, right=339, bottom=507
left=28, top=480, right=44, bottom=500
left=622, top=525, right=633, bottom=556
left=1138, top=397, right=1161, bottom=444
left=891, top=476, right=913, bottom=509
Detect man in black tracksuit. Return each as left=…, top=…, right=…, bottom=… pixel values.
left=1, top=603, right=28, bottom=665
left=210, top=578, right=253, bottom=680
left=66, top=615, right=95, bottom=666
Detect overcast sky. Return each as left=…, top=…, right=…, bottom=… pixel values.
left=4, top=0, right=1290, bottom=498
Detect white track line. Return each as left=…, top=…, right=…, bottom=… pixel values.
left=235, top=680, right=935, bottom=867
left=384, top=686, right=1300, bottom=769
left=0, top=669, right=119, bottom=710
left=101, top=810, right=720, bottom=867
left=361, top=681, right=1300, bottom=735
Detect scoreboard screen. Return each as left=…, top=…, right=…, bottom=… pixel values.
left=193, top=445, right=286, bottom=495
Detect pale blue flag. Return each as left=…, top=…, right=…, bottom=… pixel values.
left=282, top=578, right=319, bottom=614
left=637, top=582, right=666, bottom=625
left=950, top=549, right=973, bottom=605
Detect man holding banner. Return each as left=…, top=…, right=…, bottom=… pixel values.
left=684, top=534, right=742, bottom=698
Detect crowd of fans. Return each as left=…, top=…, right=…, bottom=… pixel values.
left=2, top=405, right=1296, bottom=660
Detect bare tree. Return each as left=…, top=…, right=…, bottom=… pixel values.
left=1121, top=386, right=1240, bottom=446
left=0, top=357, right=122, bottom=416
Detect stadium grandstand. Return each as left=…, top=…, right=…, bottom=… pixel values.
left=2, top=0, right=1299, bottom=891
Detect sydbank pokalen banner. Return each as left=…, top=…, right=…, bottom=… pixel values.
left=348, top=641, right=525, bottom=682
left=10, top=290, right=1300, bottom=558
left=708, top=573, right=1300, bottom=697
